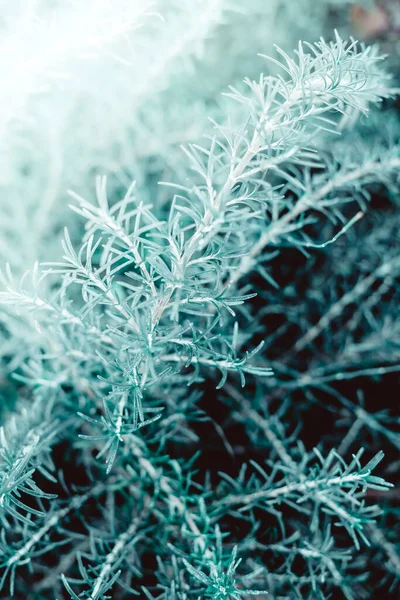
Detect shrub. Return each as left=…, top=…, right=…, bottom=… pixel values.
left=0, top=3, right=399, bottom=599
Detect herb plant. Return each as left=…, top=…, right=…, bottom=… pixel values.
left=0, top=3, right=399, bottom=599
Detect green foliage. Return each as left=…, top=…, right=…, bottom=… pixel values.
left=0, top=5, right=399, bottom=599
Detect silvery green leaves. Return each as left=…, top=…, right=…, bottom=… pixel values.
left=221, top=449, right=392, bottom=549
left=0, top=398, right=61, bottom=527
left=0, top=29, right=398, bottom=600
left=181, top=538, right=268, bottom=599
left=0, top=34, right=396, bottom=475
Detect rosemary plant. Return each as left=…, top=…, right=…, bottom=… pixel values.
left=0, top=5, right=399, bottom=599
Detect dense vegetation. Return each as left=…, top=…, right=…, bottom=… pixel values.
left=0, top=2, right=399, bottom=598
